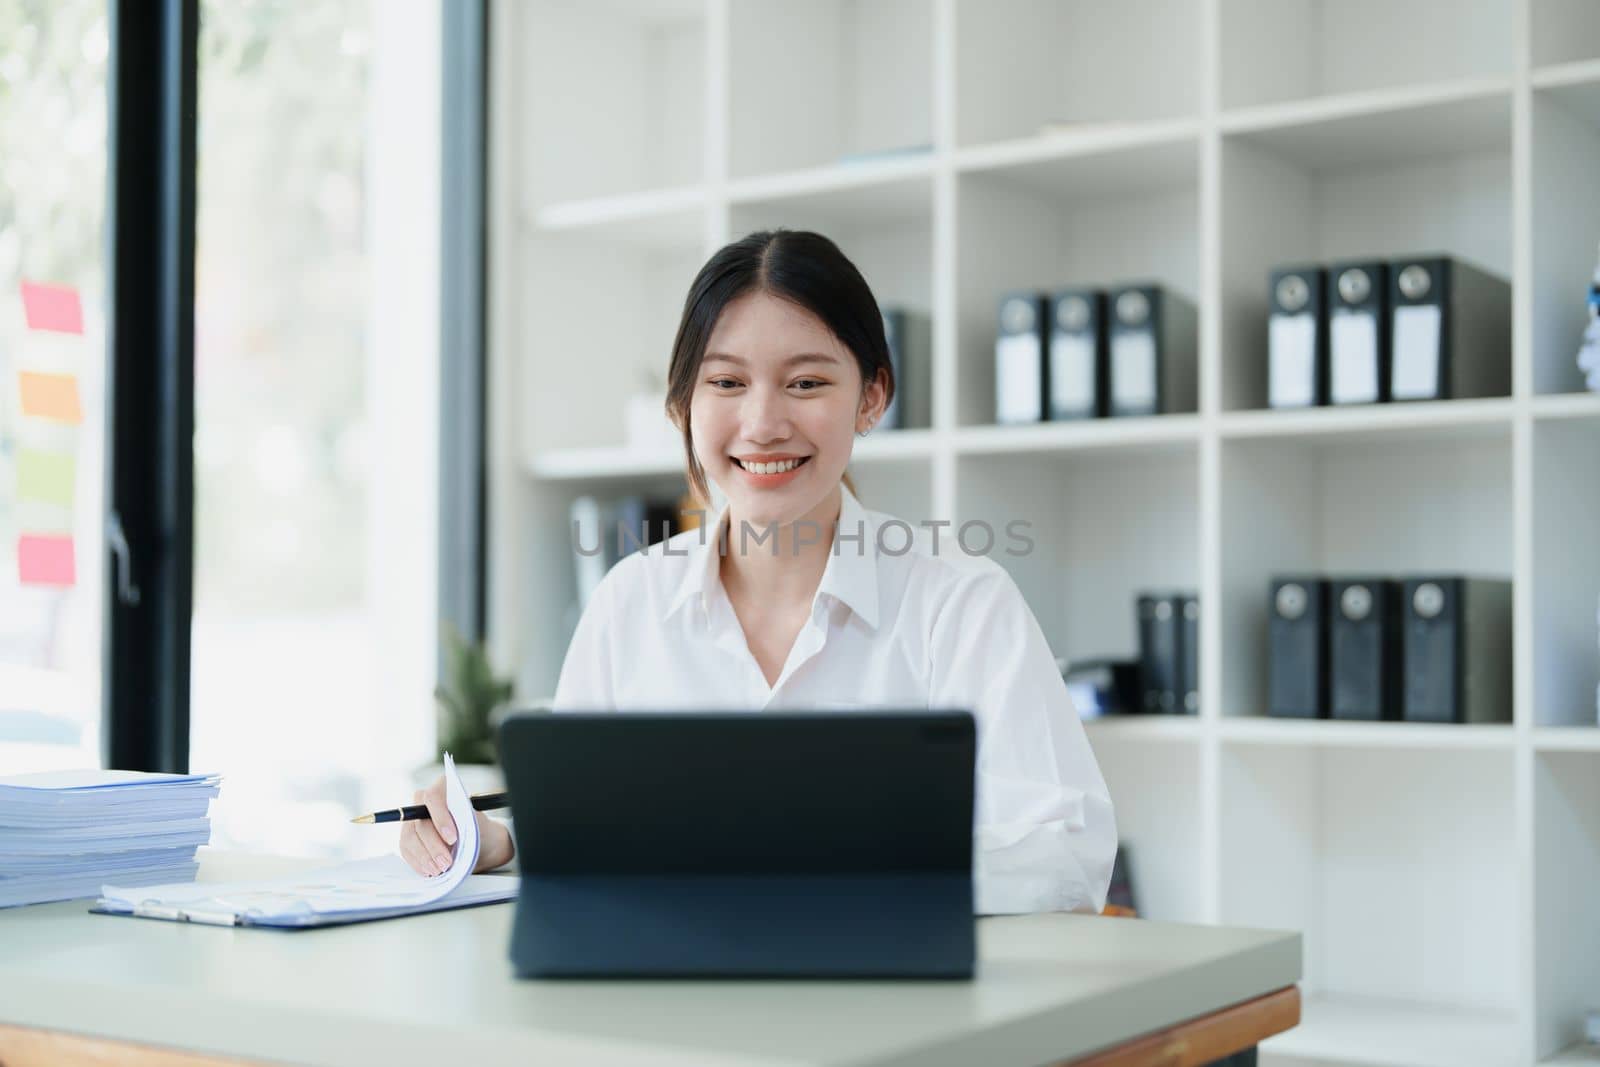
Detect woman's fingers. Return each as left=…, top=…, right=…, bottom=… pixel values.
left=421, top=781, right=457, bottom=846
left=406, top=787, right=456, bottom=876
left=398, top=832, right=432, bottom=876
left=412, top=819, right=453, bottom=875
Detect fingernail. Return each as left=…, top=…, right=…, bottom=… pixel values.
left=442, top=826, right=456, bottom=845
left=435, top=854, right=450, bottom=872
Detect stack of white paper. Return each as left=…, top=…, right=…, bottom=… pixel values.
left=96, top=753, right=515, bottom=928
left=0, top=768, right=221, bottom=908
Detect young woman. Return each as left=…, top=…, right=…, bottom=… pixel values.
left=403, top=230, right=1116, bottom=914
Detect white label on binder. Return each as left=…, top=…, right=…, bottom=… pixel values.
left=1392, top=304, right=1442, bottom=399
left=1268, top=313, right=1316, bottom=407
left=995, top=333, right=1041, bottom=422
left=1330, top=310, right=1379, bottom=404
left=1050, top=333, right=1095, bottom=415
left=1111, top=332, right=1156, bottom=412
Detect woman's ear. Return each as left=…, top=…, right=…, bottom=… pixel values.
left=857, top=368, right=889, bottom=433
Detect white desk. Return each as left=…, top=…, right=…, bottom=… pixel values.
left=0, top=851, right=1300, bottom=1067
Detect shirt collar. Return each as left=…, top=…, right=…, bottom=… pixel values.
left=664, top=495, right=731, bottom=623
left=663, top=483, right=881, bottom=631
left=817, top=483, right=881, bottom=630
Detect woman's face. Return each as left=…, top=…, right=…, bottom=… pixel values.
left=689, top=290, right=884, bottom=529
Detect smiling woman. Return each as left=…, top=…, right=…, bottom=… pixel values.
left=406, top=229, right=1119, bottom=917
left=667, top=229, right=894, bottom=518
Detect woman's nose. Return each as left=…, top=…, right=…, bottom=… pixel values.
left=739, top=386, right=793, bottom=442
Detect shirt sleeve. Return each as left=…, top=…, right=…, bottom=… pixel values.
left=506, top=559, right=630, bottom=869
left=927, top=563, right=1118, bottom=916
left=550, top=556, right=624, bottom=711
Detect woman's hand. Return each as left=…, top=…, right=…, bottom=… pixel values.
left=398, top=774, right=516, bottom=877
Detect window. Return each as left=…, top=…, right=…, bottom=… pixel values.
left=190, top=0, right=441, bottom=856
left=0, top=1, right=109, bottom=774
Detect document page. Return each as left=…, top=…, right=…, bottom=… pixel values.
left=98, top=754, right=493, bottom=923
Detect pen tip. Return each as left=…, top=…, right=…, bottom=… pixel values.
left=350, top=815, right=373, bottom=824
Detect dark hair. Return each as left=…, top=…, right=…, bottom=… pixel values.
left=665, top=229, right=896, bottom=506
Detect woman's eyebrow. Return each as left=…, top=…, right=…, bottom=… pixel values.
left=704, top=352, right=842, bottom=366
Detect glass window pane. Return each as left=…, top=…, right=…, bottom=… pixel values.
left=0, top=1, right=109, bottom=774
left=192, top=0, right=440, bottom=857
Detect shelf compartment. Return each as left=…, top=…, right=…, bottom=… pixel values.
left=1533, top=59, right=1600, bottom=94
left=1220, top=745, right=1519, bottom=1050
left=518, top=0, right=705, bottom=209
left=729, top=173, right=935, bottom=431
left=1219, top=398, right=1514, bottom=443
left=1219, top=431, right=1513, bottom=720
left=1082, top=715, right=1203, bottom=743
left=1219, top=93, right=1512, bottom=412
left=1219, top=718, right=1514, bottom=750
left=727, top=154, right=935, bottom=211
left=955, top=139, right=1201, bottom=427
left=1535, top=751, right=1600, bottom=1059
left=529, top=186, right=707, bottom=249
left=844, top=455, right=935, bottom=526
left=952, top=415, right=1201, bottom=459
left=1219, top=79, right=1511, bottom=170
left=1533, top=418, right=1600, bottom=727
left=1532, top=0, right=1600, bottom=70
left=728, top=166, right=934, bottom=229
left=953, top=118, right=1200, bottom=180
left=1534, top=728, right=1600, bottom=752
left=952, top=0, right=1201, bottom=148
left=956, top=447, right=1199, bottom=676
left=1218, top=0, right=1513, bottom=111
left=513, top=473, right=700, bottom=697
left=1262, top=993, right=1524, bottom=1067
left=727, top=0, right=932, bottom=179
left=517, top=226, right=707, bottom=458
left=1087, top=735, right=1205, bottom=925
left=1533, top=393, right=1600, bottom=420
left=527, top=445, right=683, bottom=483
left=1533, top=78, right=1600, bottom=396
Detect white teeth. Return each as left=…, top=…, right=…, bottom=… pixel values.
left=740, top=457, right=803, bottom=475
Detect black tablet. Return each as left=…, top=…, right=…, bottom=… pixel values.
left=498, top=709, right=976, bottom=979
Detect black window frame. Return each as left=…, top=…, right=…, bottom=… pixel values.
left=439, top=0, right=490, bottom=654
left=103, top=0, right=198, bottom=773
left=103, top=0, right=490, bottom=771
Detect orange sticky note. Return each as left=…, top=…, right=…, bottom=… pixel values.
left=20, top=281, right=84, bottom=334
left=18, top=534, right=76, bottom=587
left=17, top=371, right=83, bottom=424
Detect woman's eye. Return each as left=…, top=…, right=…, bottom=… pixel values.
left=707, top=378, right=740, bottom=390
left=792, top=379, right=826, bottom=391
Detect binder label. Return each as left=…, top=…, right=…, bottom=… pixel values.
left=995, top=333, right=1041, bottom=422
left=1111, top=333, right=1155, bottom=410
left=1392, top=304, right=1442, bottom=399
left=1330, top=310, right=1379, bottom=404
left=1050, top=333, right=1095, bottom=415
left=1268, top=314, right=1317, bottom=407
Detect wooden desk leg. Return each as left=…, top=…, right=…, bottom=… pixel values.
left=0, top=1023, right=262, bottom=1067
left=1062, top=986, right=1301, bottom=1067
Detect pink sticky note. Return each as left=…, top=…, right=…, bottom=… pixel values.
left=20, top=281, right=84, bottom=335
left=18, top=535, right=76, bottom=588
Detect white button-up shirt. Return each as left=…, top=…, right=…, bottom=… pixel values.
left=551, top=484, right=1117, bottom=915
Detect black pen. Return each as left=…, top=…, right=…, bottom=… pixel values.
left=349, top=791, right=509, bottom=825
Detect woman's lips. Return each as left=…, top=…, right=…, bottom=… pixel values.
left=731, top=455, right=810, bottom=487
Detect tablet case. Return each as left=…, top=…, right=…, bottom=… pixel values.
left=499, top=710, right=976, bottom=979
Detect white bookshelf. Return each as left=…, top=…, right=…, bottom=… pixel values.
left=488, top=2, right=1600, bottom=1062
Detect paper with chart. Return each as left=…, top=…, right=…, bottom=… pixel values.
left=97, top=753, right=510, bottom=925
